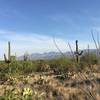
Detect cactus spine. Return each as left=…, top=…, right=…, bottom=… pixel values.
left=4, top=41, right=11, bottom=64
left=74, top=40, right=83, bottom=63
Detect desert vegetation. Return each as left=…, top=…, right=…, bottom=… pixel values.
left=0, top=33, right=100, bottom=100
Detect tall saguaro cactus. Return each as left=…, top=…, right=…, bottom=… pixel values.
left=74, top=40, right=83, bottom=63
left=8, top=41, right=11, bottom=61
left=4, top=41, right=11, bottom=64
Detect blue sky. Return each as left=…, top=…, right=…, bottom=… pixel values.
left=0, top=0, right=100, bottom=58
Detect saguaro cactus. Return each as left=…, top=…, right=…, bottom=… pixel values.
left=74, top=40, right=83, bottom=63
left=23, top=52, right=29, bottom=61
left=4, top=41, right=11, bottom=64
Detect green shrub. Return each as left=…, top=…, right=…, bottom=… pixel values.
left=80, top=53, right=99, bottom=65
left=22, top=60, right=38, bottom=73
left=36, top=60, right=50, bottom=72
left=47, top=56, right=76, bottom=74
left=0, top=60, right=39, bottom=75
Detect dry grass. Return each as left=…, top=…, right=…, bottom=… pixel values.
left=0, top=70, right=100, bottom=100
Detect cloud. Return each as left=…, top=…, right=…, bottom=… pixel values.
left=0, top=30, right=95, bottom=60
left=0, top=30, right=68, bottom=59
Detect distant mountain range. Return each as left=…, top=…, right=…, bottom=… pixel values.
left=18, top=49, right=98, bottom=60
left=18, top=51, right=70, bottom=60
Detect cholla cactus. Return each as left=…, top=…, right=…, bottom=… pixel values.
left=74, top=40, right=83, bottom=63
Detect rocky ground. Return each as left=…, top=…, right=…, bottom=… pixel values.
left=0, top=71, right=100, bottom=100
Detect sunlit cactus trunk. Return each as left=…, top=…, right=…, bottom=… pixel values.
left=76, top=40, right=79, bottom=63
left=4, top=41, right=11, bottom=64
left=8, top=41, right=11, bottom=61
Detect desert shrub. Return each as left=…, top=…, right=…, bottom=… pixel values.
left=0, top=61, right=9, bottom=73
left=80, top=53, right=99, bottom=65
left=0, top=72, right=9, bottom=83
left=36, top=60, right=50, bottom=72
left=22, top=60, right=38, bottom=74
left=47, top=56, right=75, bottom=74
left=11, top=60, right=39, bottom=74
left=0, top=60, right=39, bottom=75
left=0, top=55, right=76, bottom=75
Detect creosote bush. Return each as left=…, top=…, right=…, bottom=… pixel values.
left=0, top=52, right=100, bottom=76
left=36, top=60, right=50, bottom=72
left=47, top=56, right=76, bottom=74
left=80, top=53, right=99, bottom=66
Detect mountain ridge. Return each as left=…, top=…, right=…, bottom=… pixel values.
left=18, top=49, right=97, bottom=60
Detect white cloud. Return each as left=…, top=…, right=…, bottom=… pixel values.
left=0, top=30, right=95, bottom=60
